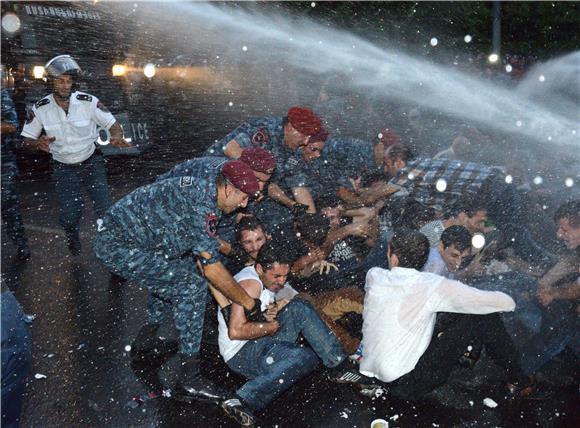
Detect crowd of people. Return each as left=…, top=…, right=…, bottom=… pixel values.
left=2, top=54, right=579, bottom=427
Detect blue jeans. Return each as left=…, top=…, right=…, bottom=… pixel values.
left=52, top=153, right=112, bottom=237
left=1, top=291, right=32, bottom=428
left=227, top=299, right=346, bottom=410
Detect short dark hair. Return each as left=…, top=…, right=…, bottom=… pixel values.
left=440, top=225, right=472, bottom=251
left=216, top=173, right=227, bottom=188
left=293, top=213, right=330, bottom=247
left=235, top=216, right=266, bottom=243
left=394, top=198, right=437, bottom=229
left=361, top=171, right=387, bottom=188
left=554, top=200, right=580, bottom=227
left=385, top=143, right=414, bottom=163
left=256, top=240, right=294, bottom=270
left=389, top=228, right=430, bottom=270
left=447, top=194, right=488, bottom=219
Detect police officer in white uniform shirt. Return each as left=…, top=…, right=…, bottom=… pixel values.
left=22, top=55, right=131, bottom=255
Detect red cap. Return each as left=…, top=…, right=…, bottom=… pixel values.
left=222, top=160, right=260, bottom=196
left=240, top=147, right=277, bottom=174
left=309, top=127, right=329, bottom=143
left=287, top=106, right=322, bottom=136
left=378, top=128, right=401, bottom=148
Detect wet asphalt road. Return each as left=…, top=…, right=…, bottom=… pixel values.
left=2, top=160, right=579, bottom=428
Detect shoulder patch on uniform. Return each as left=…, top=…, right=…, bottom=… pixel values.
left=287, top=157, right=299, bottom=167
left=205, top=212, right=218, bottom=238
left=25, top=109, right=36, bottom=124
left=179, top=176, right=193, bottom=187
left=251, top=128, right=270, bottom=147
left=35, top=98, right=50, bottom=108
left=76, top=94, right=93, bottom=102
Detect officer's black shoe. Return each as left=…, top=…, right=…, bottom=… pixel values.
left=66, top=235, right=81, bottom=256
left=130, top=324, right=178, bottom=365
left=221, top=397, right=255, bottom=427
left=173, top=354, right=230, bottom=405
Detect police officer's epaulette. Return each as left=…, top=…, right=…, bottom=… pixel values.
left=76, top=94, right=93, bottom=102
left=35, top=98, right=50, bottom=108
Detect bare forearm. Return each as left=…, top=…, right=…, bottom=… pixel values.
left=109, top=122, right=123, bottom=138
left=1, top=122, right=17, bottom=134
left=552, top=281, right=580, bottom=301
left=268, top=183, right=296, bottom=208
left=229, top=320, right=278, bottom=340
left=292, top=187, right=316, bottom=213
left=203, top=262, right=254, bottom=310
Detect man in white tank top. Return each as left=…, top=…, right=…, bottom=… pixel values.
left=217, top=241, right=348, bottom=426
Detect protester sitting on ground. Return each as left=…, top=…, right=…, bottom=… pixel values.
left=422, top=225, right=472, bottom=279
left=419, top=194, right=489, bottom=247
left=384, top=143, right=556, bottom=270
left=519, top=200, right=580, bottom=378
left=330, top=228, right=531, bottom=400
left=222, top=216, right=270, bottom=274
left=217, top=241, right=348, bottom=426
left=223, top=211, right=364, bottom=355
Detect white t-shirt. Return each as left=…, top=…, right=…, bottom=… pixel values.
left=217, top=266, right=276, bottom=362
left=359, top=267, right=515, bottom=383
left=21, top=91, right=116, bottom=164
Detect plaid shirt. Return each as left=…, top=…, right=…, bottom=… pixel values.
left=389, top=158, right=496, bottom=210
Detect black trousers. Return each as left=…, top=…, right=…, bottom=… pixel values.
left=390, top=312, right=523, bottom=400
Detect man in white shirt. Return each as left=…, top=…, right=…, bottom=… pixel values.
left=331, top=229, right=526, bottom=400
left=21, top=55, right=131, bottom=255
left=218, top=241, right=347, bottom=425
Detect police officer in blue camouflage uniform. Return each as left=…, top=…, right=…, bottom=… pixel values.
left=21, top=55, right=131, bottom=256
left=205, top=106, right=323, bottom=216
left=159, top=147, right=277, bottom=243
left=93, top=160, right=264, bottom=404
left=1, top=85, right=30, bottom=260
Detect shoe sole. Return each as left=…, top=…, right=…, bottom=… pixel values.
left=173, top=388, right=225, bottom=405
left=221, top=403, right=255, bottom=426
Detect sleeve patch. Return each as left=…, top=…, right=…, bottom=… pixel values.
left=251, top=128, right=270, bottom=146
left=76, top=94, right=93, bottom=102
left=205, top=212, right=218, bottom=237
left=25, top=109, right=36, bottom=124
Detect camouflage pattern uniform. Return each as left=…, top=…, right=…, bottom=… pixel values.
left=319, top=137, right=378, bottom=194
left=93, top=175, right=222, bottom=356
left=205, top=116, right=285, bottom=159
left=1, top=89, right=28, bottom=251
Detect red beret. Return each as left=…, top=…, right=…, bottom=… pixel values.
left=309, top=127, right=329, bottom=143
left=287, top=106, right=322, bottom=136
left=240, top=147, right=277, bottom=174
left=221, top=160, right=260, bottom=196
left=378, top=128, right=401, bottom=148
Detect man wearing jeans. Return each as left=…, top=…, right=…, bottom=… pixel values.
left=218, top=241, right=347, bottom=426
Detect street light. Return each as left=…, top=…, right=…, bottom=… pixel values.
left=143, top=63, right=156, bottom=78
left=488, top=53, right=499, bottom=64
left=112, top=64, right=127, bottom=77
left=33, top=66, right=45, bottom=79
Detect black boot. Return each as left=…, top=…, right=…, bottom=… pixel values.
left=221, top=396, right=256, bottom=426
left=130, top=324, right=178, bottom=365
left=173, top=354, right=230, bottom=404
